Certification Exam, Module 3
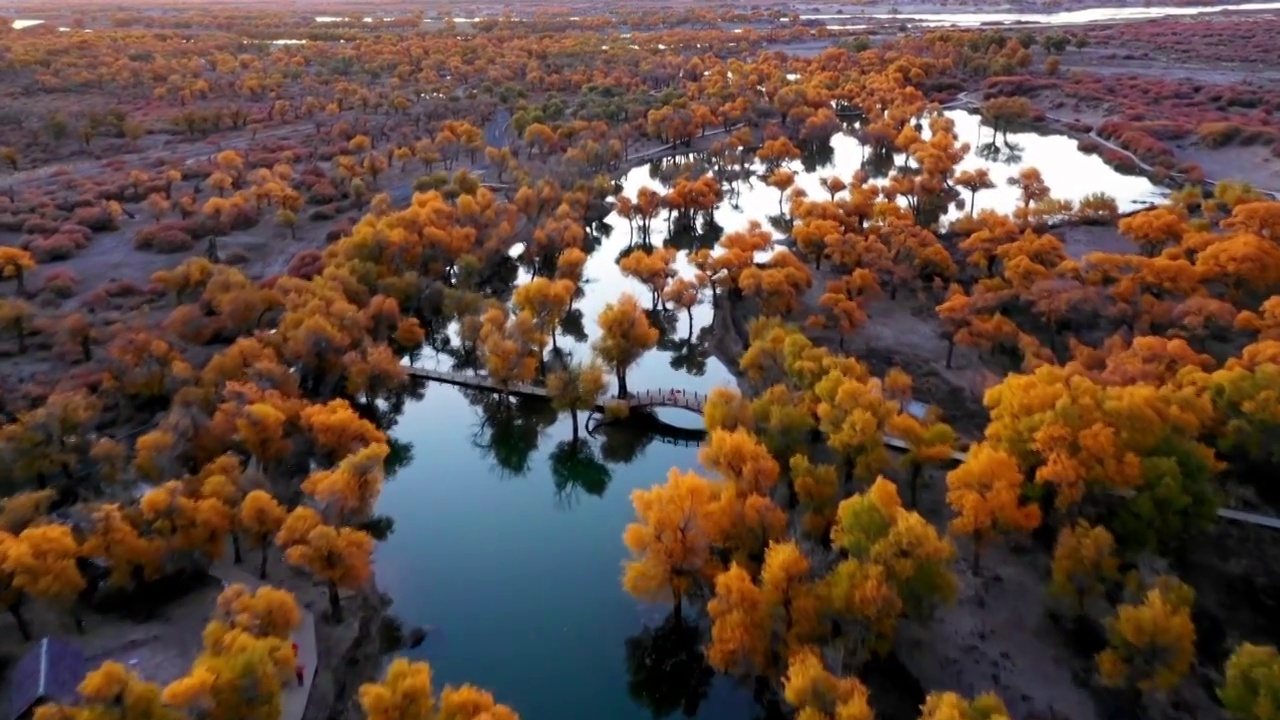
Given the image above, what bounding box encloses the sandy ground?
[797,266,996,438]
[896,466,1101,720]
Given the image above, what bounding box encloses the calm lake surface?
[374,111,1164,719]
[805,1,1280,26]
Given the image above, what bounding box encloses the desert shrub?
[309,204,339,222]
[0,215,24,232]
[222,249,250,266]
[1198,122,1242,148]
[28,233,86,262]
[134,221,198,253]
[307,180,343,205]
[1116,130,1174,165]
[40,268,80,298]
[230,203,261,231]
[99,279,158,300]
[1237,127,1278,146]
[1076,192,1119,224]
[58,196,99,212]
[165,303,223,345]
[1135,121,1192,141]
[57,224,93,244]
[286,249,324,279]
[1100,148,1141,174]
[1175,164,1206,183]
[149,230,196,253]
[324,220,354,244]
[982,74,1058,95]
[70,205,118,231]
[21,218,62,236]
[82,282,154,313]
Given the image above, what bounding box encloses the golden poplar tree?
[945,443,1041,575]
[277,511,373,623]
[593,292,659,398]
[239,490,287,580]
[622,469,722,619]
[1097,584,1196,693]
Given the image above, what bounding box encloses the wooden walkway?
[909,437,1280,532]
[405,365,1280,532]
[403,366,709,415]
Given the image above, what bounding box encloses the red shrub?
[40,268,80,298]
[57,224,93,244]
[286,249,325,279]
[21,218,63,236]
[134,221,198,253]
[70,206,118,231]
[308,204,339,221]
[27,233,87,262]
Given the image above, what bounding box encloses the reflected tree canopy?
[668,325,713,378]
[471,393,557,477]
[976,138,1024,166]
[799,141,835,173]
[559,306,589,344]
[624,612,714,720]
[550,438,612,508]
[665,215,722,254]
[383,436,416,479]
[597,422,655,465]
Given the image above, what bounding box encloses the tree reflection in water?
[668,325,712,378]
[469,392,557,478]
[550,438,612,509]
[597,422,656,465]
[624,612,713,719]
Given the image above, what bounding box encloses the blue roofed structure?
[5,637,87,720]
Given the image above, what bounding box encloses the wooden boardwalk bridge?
[404,365,1280,532]
[403,366,709,415]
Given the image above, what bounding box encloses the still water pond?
[804,1,1280,26]
[374,111,1164,719]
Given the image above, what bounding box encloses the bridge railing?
[631,388,706,412]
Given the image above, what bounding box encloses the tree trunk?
[571,408,579,441]
[231,532,242,564]
[9,603,31,641]
[327,582,343,623]
[616,367,628,398]
[259,541,270,580]
[672,586,682,623]
[909,465,922,507]
[945,339,956,369]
